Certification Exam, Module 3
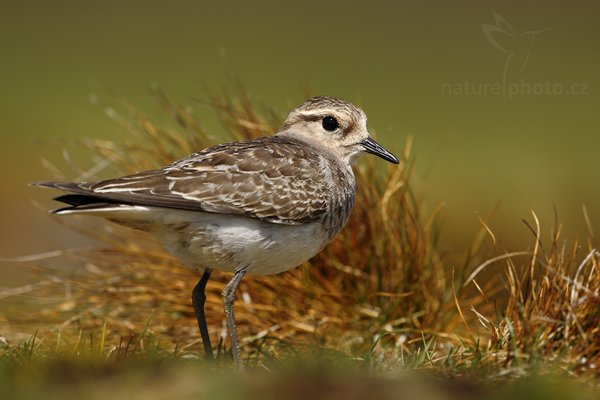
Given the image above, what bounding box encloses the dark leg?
[222,269,247,370]
[192,268,213,360]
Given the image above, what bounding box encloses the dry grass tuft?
[2,87,599,381]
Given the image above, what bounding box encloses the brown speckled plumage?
[36,135,354,237]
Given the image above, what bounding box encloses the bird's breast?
[321,164,356,239]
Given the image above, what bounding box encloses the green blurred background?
[1,0,598,263]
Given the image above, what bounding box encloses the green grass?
[0,331,596,400]
[0,332,597,400]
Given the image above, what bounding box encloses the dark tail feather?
[54,194,121,206]
[52,194,123,214]
[31,182,124,214]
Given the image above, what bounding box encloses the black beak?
[361,137,399,164]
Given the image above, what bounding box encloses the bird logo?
[482,13,555,87]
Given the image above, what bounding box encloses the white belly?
[86,205,330,276]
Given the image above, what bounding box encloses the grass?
[1,86,598,398]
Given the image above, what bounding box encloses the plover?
[33,96,399,369]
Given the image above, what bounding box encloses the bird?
[32,96,399,369]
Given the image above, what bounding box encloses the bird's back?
[34,135,357,238]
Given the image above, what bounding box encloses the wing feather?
[36,137,330,225]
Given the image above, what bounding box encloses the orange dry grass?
[3,88,599,378]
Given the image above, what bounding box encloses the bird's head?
[278,96,399,165]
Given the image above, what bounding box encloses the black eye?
[322,116,339,131]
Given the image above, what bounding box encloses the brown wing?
[38,136,329,225]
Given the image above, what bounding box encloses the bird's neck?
[277,131,353,169]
